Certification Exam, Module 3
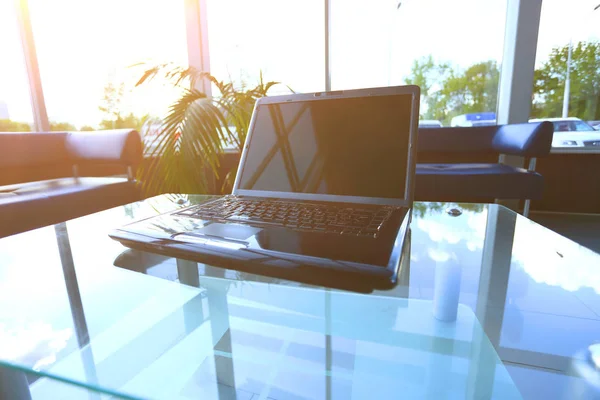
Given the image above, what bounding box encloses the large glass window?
[331,0,507,128]
[28,0,189,131]
[531,0,600,144]
[206,0,325,95]
[0,1,34,131]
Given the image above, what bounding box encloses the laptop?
[110,85,420,292]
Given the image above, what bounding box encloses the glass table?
[0,195,599,399]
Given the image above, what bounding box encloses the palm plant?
[134,63,286,196]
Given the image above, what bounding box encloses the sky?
[0,0,599,127]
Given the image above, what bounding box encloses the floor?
[529,212,600,254]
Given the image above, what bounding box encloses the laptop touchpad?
[195,222,261,240]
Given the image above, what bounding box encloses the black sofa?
[0,129,142,238]
[415,122,554,203]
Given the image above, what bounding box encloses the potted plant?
[134,64,288,196]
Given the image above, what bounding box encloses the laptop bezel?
[231,85,420,207]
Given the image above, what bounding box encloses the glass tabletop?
[0,195,599,399]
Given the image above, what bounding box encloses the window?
[531,0,600,130]
[552,120,597,132]
[331,0,507,128]
[206,0,325,95]
[0,2,34,131]
[28,0,189,131]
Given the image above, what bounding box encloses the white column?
[185,0,212,96]
[562,40,573,118]
[495,0,543,211]
[324,0,332,91]
[496,0,543,125]
[14,0,50,131]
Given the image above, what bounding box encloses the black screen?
[238,94,413,199]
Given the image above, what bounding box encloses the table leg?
[204,278,237,397]
[176,259,200,287]
[54,223,99,391]
[325,289,332,400]
[0,367,31,400]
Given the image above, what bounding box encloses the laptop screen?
[237,94,413,200]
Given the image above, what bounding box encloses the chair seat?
[415,163,544,201]
[0,177,140,238]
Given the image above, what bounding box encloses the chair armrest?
[66,129,143,168]
[492,122,553,157]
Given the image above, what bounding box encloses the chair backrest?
[417,126,497,153]
[0,132,71,186]
[0,132,70,168]
[492,121,553,157]
[417,122,554,160]
[0,129,142,186]
[66,129,143,169]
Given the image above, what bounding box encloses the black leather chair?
[416,122,554,213]
[0,129,142,238]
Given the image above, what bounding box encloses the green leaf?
[136,65,284,196]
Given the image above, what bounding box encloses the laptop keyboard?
[175,197,396,238]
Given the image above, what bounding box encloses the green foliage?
[99,112,147,131]
[98,81,149,132]
[405,56,452,119]
[405,57,499,125]
[532,41,600,120]
[135,64,286,196]
[0,119,31,132]
[406,40,600,124]
[79,125,95,131]
[1,119,76,132]
[50,121,76,131]
[439,61,499,117]
[99,82,125,121]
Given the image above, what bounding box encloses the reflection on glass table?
[0,195,599,399]
[0,270,518,399]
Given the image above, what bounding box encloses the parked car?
[450,112,496,127]
[529,117,600,148]
[418,120,443,128]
